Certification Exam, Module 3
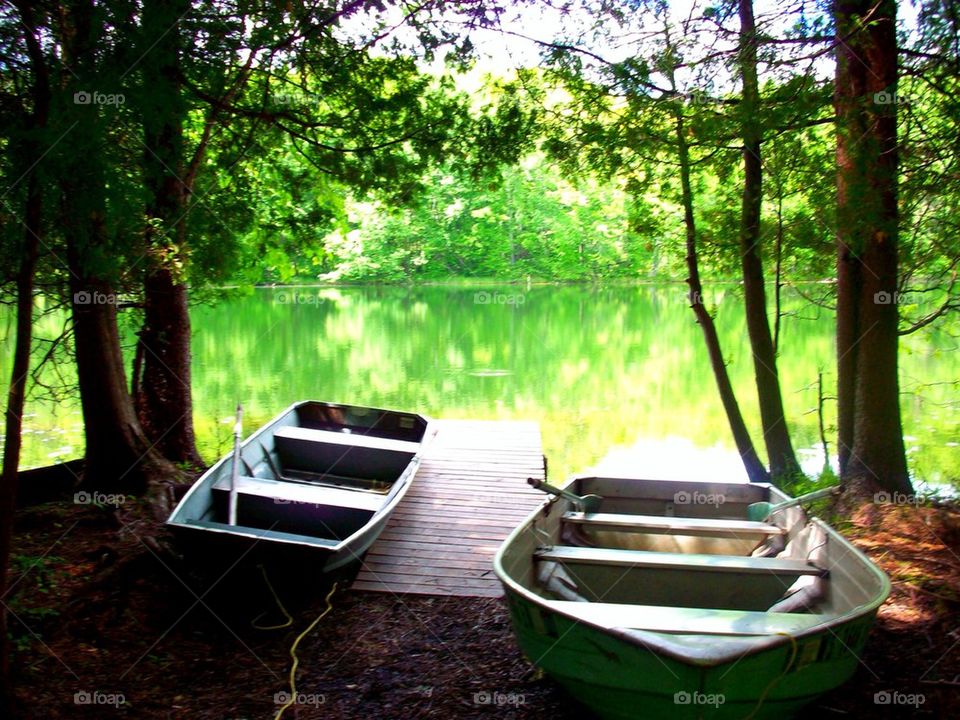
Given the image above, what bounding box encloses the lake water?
[3,285,958,490]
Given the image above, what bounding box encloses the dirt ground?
[5,496,958,719]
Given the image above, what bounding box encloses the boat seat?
[212,474,384,513]
[542,600,827,636]
[181,519,341,547]
[535,546,827,577]
[562,512,784,537]
[273,426,418,482]
[211,475,383,538]
[276,426,421,453]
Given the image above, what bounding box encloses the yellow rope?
[252,565,293,631]
[742,632,799,720]
[274,582,338,720]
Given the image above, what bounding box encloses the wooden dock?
[351,419,546,597]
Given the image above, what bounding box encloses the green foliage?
[5,554,64,651]
[315,156,669,282]
[778,468,837,499]
[9,554,65,593]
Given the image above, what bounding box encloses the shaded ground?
[6,496,958,719]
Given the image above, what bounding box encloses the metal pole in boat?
[228,403,243,526]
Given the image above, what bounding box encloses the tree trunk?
[834,0,911,494]
[773,194,783,354]
[836,230,860,475]
[657,18,768,483]
[1,5,48,705]
[59,0,176,495]
[0,152,41,718]
[69,282,171,492]
[737,0,801,481]
[674,108,769,484]
[135,0,202,467]
[137,264,201,467]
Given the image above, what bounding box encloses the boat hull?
[167,486,411,573]
[494,476,889,720]
[502,586,877,720]
[166,400,431,574]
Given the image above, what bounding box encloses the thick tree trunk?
[848,234,907,489]
[135,0,202,466]
[834,0,911,494]
[737,0,801,481]
[68,270,174,493]
[674,109,769,484]
[137,266,201,466]
[60,0,176,496]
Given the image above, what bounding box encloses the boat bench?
[535,546,827,577]
[542,600,826,636]
[213,474,384,512]
[273,426,418,482]
[562,512,784,537]
[183,519,340,547]
[211,474,384,538]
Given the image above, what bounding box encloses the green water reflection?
[2,285,957,489]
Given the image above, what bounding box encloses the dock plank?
[351,419,545,597]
